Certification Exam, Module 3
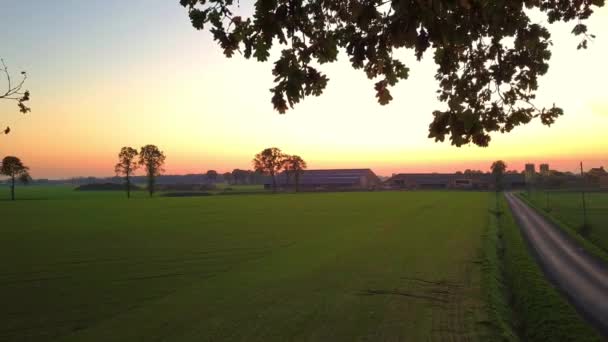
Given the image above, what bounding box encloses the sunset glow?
[1,0,606,178]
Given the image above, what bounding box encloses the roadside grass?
[517,192,608,264]
[480,208,519,341]
[1,191,493,341]
[523,190,608,251]
[499,196,602,341]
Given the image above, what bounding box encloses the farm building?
[386,173,526,190]
[586,167,608,189]
[600,176,608,189]
[265,169,381,190]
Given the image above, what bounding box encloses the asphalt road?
[505,193,608,336]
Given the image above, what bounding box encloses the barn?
[265,169,381,190]
[386,173,526,190]
[599,176,608,190]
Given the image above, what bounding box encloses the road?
[505,193,608,336]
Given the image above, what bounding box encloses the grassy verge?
[480,205,519,341]
[499,196,602,341]
[521,190,608,252]
[516,193,608,264]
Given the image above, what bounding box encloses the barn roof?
[387,173,525,184]
[268,169,380,186]
[589,167,607,175]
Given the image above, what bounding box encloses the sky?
[0,0,607,178]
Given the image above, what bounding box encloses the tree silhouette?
[253,147,285,192]
[1,156,31,201]
[139,145,166,197]
[1,59,31,135]
[283,155,307,192]
[115,147,139,199]
[281,154,293,188]
[206,170,218,183]
[181,0,603,146]
[491,160,507,213]
[222,172,233,184]
[232,169,251,184]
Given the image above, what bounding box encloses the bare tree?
[1,59,31,134]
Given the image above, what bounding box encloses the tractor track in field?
[505,193,608,337]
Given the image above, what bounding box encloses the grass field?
[0,183,266,201]
[0,185,148,201]
[525,190,608,251]
[0,190,494,341]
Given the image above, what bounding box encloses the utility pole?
[580,161,588,228]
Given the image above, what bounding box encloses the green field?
[0,190,495,341]
[0,184,266,201]
[0,185,159,201]
[525,190,608,251]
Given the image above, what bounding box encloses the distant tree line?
[455,169,520,176]
[208,169,277,186]
[226,169,267,185]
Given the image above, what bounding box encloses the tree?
[283,155,307,192]
[206,170,219,183]
[252,169,266,184]
[491,160,507,190]
[1,156,31,201]
[181,1,604,147]
[1,59,31,135]
[253,147,285,192]
[222,172,233,184]
[138,145,166,197]
[231,169,245,184]
[491,160,507,212]
[115,147,139,199]
[231,168,254,184]
[281,154,293,188]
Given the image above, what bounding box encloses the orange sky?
[0,1,606,178]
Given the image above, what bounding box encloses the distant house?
[265,169,381,190]
[540,164,550,176]
[386,173,526,190]
[587,167,608,189]
[587,167,607,178]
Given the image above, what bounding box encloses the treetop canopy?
[181,0,604,146]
